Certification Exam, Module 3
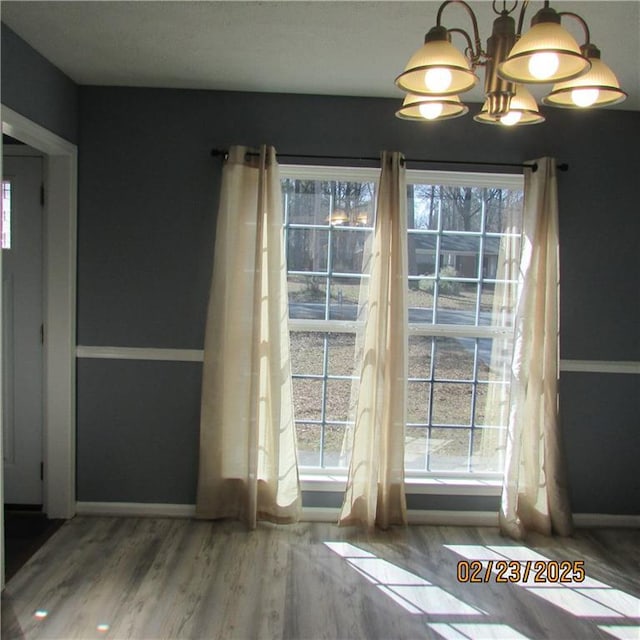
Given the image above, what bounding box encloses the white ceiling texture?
[2,1,639,111]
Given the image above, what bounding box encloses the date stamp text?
[457,560,585,584]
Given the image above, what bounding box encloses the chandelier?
[395,0,627,126]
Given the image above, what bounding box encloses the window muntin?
[282,166,523,477]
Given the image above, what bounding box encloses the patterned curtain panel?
[196,145,301,528]
[339,151,409,529]
[500,157,573,539]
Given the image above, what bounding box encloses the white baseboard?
[407,509,499,526]
[301,507,341,522]
[301,508,500,526]
[75,502,496,526]
[75,503,639,529]
[75,502,343,522]
[76,346,203,362]
[572,513,640,528]
[76,502,196,518]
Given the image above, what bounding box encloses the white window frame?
[281,164,523,493]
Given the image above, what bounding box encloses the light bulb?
[500,111,523,126]
[528,52,560,80]
[571,87,599,107]
[424,68,452,92]
[419,102,444,120]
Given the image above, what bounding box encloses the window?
[282,166,523,478]
[404,172,524,477]
[283,167,377,469]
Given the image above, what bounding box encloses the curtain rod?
[210,149,568,172]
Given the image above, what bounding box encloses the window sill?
[300,473,502,496]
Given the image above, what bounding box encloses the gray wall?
[2,25,638,514]
[76,86,639,513]
[1,23,78,143]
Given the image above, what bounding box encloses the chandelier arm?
[436,0,483,58]
[557,11,591,46]
[515,0,532,37]
[446,28,478,64]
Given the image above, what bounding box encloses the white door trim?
[2,105,77,521]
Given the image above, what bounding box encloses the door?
[2,154,44,505]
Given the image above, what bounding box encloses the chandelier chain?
[492,1,518,17]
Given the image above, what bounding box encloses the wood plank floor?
[2,517,639,640]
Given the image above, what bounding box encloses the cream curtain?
[500,157,573,539]
[479,191,522,471]
[196,145,301,528]
[339,152,408,530]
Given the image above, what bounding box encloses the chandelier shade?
[394,1,625,128]
[543,46,627,108]
[395,26,478,96]
[474,85,545,126]
[396,93,469,121]
[498,9,590,84]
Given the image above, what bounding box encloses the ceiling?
[2,1,639,111]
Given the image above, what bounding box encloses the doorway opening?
[1,106,77,587]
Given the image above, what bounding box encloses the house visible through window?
[282,166,524,479]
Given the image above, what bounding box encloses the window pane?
[329,278,363,321]
[429,428,470,471]
[327,333,357,376]
[408,232,437,275]
[283,178,375,226]
[331,228,372,274]
[432,383,473,425]
[434,338,475,381]
[480,280,517,327]
[435,281,478,325]
[282,179,330,225]
[407,381,430,423]
[475,382,509,427]
[287,228,328,272]
[325,379,353,422]
[297,423,322,467]
[481,237,500,278]
[408,279,435,323]
[440,187,484,232]
[471,427,506,472]
[408,335,432,379]
[323,424,348,468]
[328,181,376,226]
[407,184,439,230]
[292,378,323,421]
[405,426,428,470]
[476,339,511,382]
[288,275,326,319]
[479,281,495,319]
[439,235,480,277]
[485,189,523,233]
[290,332,325,376]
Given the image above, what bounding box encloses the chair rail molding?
[76,346,639,375]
